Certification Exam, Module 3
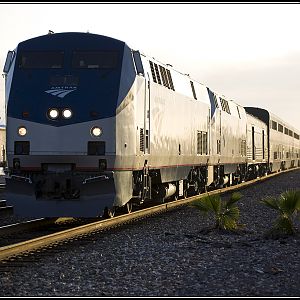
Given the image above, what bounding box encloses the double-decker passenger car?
[245,107,300,172]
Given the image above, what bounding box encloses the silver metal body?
[246,113,268,165]
[3,33,299,217]
[268,111,300,171]
[245,107,300,173]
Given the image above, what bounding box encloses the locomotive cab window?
[19,51,64,69]
[72,51,118,69]
[3,50,15,73]
[132,50,144,76]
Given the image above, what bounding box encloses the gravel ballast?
[0,169,300,297]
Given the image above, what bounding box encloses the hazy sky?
[0,2,299,129]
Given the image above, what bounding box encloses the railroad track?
[0,167,299,263]
[0,216,102,249]
[0,217,91,241]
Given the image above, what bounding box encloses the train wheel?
[183,189,188,199]
[108,207,116,218]
[103,206,116,218]
[194,180,201,195]
[126,201,133,214]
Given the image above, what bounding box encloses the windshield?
[72,51,118,69]
[19,51,64,69]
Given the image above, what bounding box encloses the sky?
[0,2,299,129]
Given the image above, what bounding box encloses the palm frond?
[191,194,218,212]
[208,194,221,214]
[296,190,300,210]
[190,198,211,213]
[262,189,300,237]
[275,216,295,235]
[261,197,280,210]
[219,206,240,230]
[221,215,238,230]
[226,192,243,208]
[296,191,300,210]
[191,192,241,232]
[279,190,300,215]
[223,206,240,220]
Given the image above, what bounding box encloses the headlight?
[18,126,27,136]
[62,108,72,119]
[91,126,102,137]
[48,108,59,119]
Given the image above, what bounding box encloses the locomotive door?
[133,51,150,155]
[252,126,255,160]
[143,73,151,154]
[218,109,222,155]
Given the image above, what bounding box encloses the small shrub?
[191,192,243,231]
[261,189,300,237]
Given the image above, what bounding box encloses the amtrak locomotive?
[3,32,300,217]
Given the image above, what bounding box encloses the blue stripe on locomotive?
[7,32,136,126]
[207,87,216,118]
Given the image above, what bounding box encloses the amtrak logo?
[45,87,77,98]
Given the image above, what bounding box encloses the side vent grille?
[149,61,157,83]
[203,132,207,155]
[154,63,162,85]
[166,69,174,90]
[197,131,202,155]
[140,128,144,152]
[159,65,170,89]
[197,131,208,155]
[241,139,246,156]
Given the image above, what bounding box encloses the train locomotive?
[3,32,300,217]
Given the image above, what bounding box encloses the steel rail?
[0,217,77,237]
[0,167,299,262]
